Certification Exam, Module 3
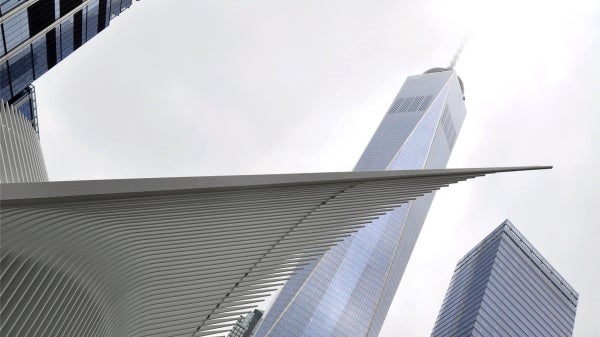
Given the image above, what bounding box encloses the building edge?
[456,219,578,305]
[0,99,48,183]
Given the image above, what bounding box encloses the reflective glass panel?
[3,10,29,52]
[8,47,33,96]
[60,17,74,59]
[86,0,100,40]
[1,62,12,99]
[32,35,48,79]
[0,0,21,15]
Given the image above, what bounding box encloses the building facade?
[227,310,264,337]
[431,220,578,337]
[0,98,48,182]
[255,68,467,337]
[1,0,132,126]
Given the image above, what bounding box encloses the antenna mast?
[449,36,468,69]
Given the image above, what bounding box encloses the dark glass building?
[431,220,578,337]
[0,0,132,129]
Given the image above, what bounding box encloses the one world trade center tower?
[254,67,467,337]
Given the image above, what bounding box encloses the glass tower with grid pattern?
[254,68,467,337]
[227,310,264,337]
[431,220,578,336]
[1,0,132,132]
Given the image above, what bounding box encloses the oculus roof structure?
[0,166,549,337]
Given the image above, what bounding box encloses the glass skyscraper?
[1,0,132,129]
[431,220,578,336]
[227,310,264,337]
[255,68,467,337]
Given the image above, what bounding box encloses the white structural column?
[0,101,48,183]
[0,167,549,337]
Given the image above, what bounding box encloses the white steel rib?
[0,166,550,337]
[0,101,48,183]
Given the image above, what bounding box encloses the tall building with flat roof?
[255,68,468,337]
[1,0,132,126]
[431,220,578,337]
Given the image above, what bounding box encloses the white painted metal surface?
[0,167,548,337]
[0,100,48,183]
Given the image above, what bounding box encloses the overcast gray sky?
[34,0,599,335]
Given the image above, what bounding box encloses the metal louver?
[0,166,550,337]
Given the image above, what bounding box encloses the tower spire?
[449,36,468,69]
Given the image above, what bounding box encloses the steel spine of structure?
[0,101,48,183]
[0,167,549,337]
